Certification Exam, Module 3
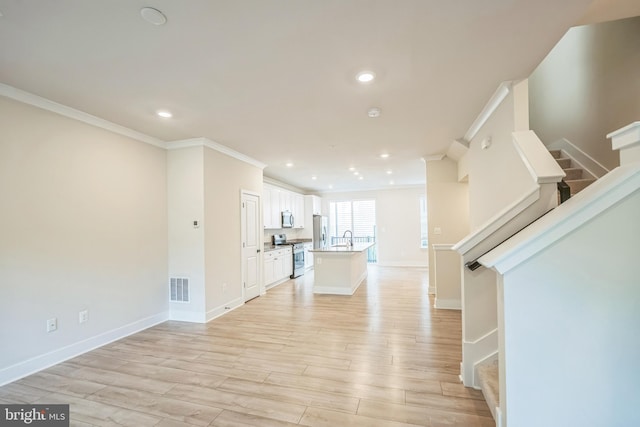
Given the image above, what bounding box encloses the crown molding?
[167,137,266,170]
[0,83,167,148]
[423,154,445,162]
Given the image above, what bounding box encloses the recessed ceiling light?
[348,167,356,172]
[156,110,172,118]
[358,176,364,180]
[356,71,375,83]
[380,153,389,159]
[386,170,393,175]
[311,176,317,180]
[286,162,293,167]
[353,171,360,176]
[367,107,381,118]
[389,180,395,185]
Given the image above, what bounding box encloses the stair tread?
[565,178,596,183]
[477,360,499,420]
[549,149,562,159]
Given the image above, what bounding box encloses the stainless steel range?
[272,234,305,279]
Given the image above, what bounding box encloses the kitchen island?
[309,242,375,295]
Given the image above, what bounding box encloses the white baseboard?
[314,270,366,296]
[206,296,244,322]
[434,298,462,310]
[0,311,169,387]
[496,406,503,427]
[265,277,289,291]
[170,296,245,323]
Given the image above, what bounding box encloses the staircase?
[549,149,596,197]
[473,149,598,426]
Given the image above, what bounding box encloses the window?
[420,196,428,249]
[329,200,377,262]
[329,200,376,238]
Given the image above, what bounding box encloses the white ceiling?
[0,1,636,193]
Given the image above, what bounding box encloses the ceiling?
[0,1,636,193]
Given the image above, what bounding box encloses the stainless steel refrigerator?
[312,215,328,249]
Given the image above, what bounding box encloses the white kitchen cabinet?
[307,195,322,216]
[273,253,284,279]
[262,187,272,228]
[293,194,305,228]
[313,196,322,216]
[264,254,275,284]
[263,184,283,229]
[264,246,293,288]
[304,243,314,270]
[264,182,307,229]
[270,187,282,228]
[284,249,293,276]
[279,190,292,214]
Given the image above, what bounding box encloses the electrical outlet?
[79,310,88,324]
[46,318,57,333]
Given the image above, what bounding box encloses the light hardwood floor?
[0,266,494,426]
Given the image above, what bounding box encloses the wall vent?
[170,277,190,302]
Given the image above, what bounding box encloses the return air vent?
[170,277,189,302]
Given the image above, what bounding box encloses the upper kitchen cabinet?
[263,188,272,228]
[293,194,305,229]
[279,190,292,214]
[306,195,322,216]
[263,183,306,229]
[263,184,282,229]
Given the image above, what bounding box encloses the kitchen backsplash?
[263,227,311,243]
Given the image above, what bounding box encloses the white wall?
[320,187,427,267]
[467,81,532,229]
[204,147,263,317]
[168,145,264,321]
[502,189,640,427]
[455,81,531,386]
[529,16,640,170]
[426,157,469,292]
[167,147,206,321]
[0,96,168,384]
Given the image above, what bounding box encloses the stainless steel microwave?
[281,211,294,228]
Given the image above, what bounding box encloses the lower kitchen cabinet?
[304,243,314,270]
[264,247,292,288]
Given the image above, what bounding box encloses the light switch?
[433,227,442,235]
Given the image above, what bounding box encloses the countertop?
[309,242,375,253]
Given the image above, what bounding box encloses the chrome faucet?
[342,230,353,247]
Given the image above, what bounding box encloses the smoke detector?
[367,107,381,118]
[141,7,167,26]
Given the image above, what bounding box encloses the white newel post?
[608,121,640,165]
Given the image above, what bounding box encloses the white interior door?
[241,191,261,301]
